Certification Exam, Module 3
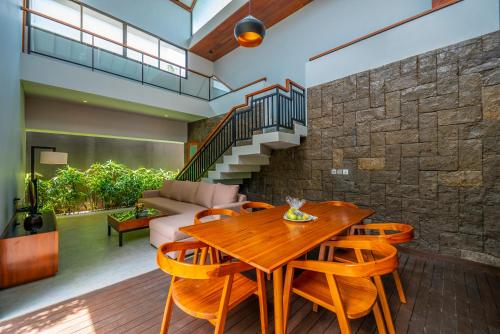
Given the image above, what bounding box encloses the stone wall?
[243,31,500,266]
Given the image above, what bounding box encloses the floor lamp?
[29,146,68,214]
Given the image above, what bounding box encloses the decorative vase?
[23,214,43,233]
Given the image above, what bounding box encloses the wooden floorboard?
[0,251,498,334]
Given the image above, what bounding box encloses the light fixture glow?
[234,2,265,48]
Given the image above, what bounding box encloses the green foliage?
[26,161,178,214]
[110,208,160,222]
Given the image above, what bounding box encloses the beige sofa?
[139,180,247,248]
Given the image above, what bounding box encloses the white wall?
[0,0,24,231]
[208,80,266,116]
[25,96,188,143]
[307,0,500,87]
[214,0,431,87]
[21,53,214,119]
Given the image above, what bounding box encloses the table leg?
[107,224,111,236]
[273,267,284,334]
[256,270,268,334]
[119,232,123,247]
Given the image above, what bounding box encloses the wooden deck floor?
[0,249,498,334]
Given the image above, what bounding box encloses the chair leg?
[312,244,327,312]
[160,282,175,334]
[326,274,352,334]
[372,301,387,334]
[256,270,269,334]
[392,270,407,304]
[373,276,396,334]
[283,266,294,334]
[214,275,233,334]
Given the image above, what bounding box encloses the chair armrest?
[213,201,250,212]
[142,190,160,198]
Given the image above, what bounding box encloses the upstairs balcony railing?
[22,7,237,101]
[177,80,306,182]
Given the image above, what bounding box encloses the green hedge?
[26,161,178,214]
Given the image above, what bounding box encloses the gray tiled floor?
[0,210,157,320]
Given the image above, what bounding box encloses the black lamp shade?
[234,15,266,48]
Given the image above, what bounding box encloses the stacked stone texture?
[242,31,500,266]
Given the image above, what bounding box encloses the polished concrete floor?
[0,210,157,320]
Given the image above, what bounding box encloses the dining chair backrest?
[348,223,414,245]
[322,200,359,208]
[157,240,252,279]
[292,239,398,278]
[194,208,239,225]
[240,201,275,214]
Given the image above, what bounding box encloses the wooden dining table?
[180,202,374,334]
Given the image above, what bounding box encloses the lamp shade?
[234,15,266,48]
[40,151,68,165]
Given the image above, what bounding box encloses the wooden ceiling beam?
[189,0,312,61]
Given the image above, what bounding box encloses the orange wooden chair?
[283,239,398,334]
[340,223,414,304]
[157,240,268,334]
[240,201,275,214]
[320,223,413,334]
[317,201,359,261]
[194,208,239,263]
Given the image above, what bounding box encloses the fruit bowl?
[283,196,317,222]
[282,213,316,222]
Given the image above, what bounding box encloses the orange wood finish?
[0,229,58,288]
[323,201,359,208]
[283,239,398,334]
[190,0,313,61]
[157,240,267,333]
[181,203,374,274]
[349,223,415,245]
[178,79,304,177]
[107,213,168,233]
[194,208,239,263]
[194,208,239,225]
[180,203,373,334]
[341,223,415,305]
[309,0,462,61]
[432,0,457,7]
[240,201,275,214]
[170,0,197,12]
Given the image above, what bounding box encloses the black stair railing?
[177,80,306,182]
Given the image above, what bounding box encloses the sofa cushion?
[138,197,206,215]
[169,181,185,202]
[159,180,174,198]
[194,182,216,208]
[149,214,193,247]
[178,181,199,204]
[212,183,239,206]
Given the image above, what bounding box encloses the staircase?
[176,80,306,184]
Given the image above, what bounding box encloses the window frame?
[28,0,189,79]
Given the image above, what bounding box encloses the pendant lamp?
[234,1,265,47]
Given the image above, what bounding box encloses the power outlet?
[331,169,349,175]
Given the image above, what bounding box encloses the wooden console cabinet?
[0,212,58,288]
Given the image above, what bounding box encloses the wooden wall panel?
[190,0,312,61]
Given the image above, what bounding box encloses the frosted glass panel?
[30,0,80,40]
[126,26,159,67]
[82,7,123,55]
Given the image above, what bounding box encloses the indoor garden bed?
[26,160,177,215]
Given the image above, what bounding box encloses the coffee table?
[107,209,167,246]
